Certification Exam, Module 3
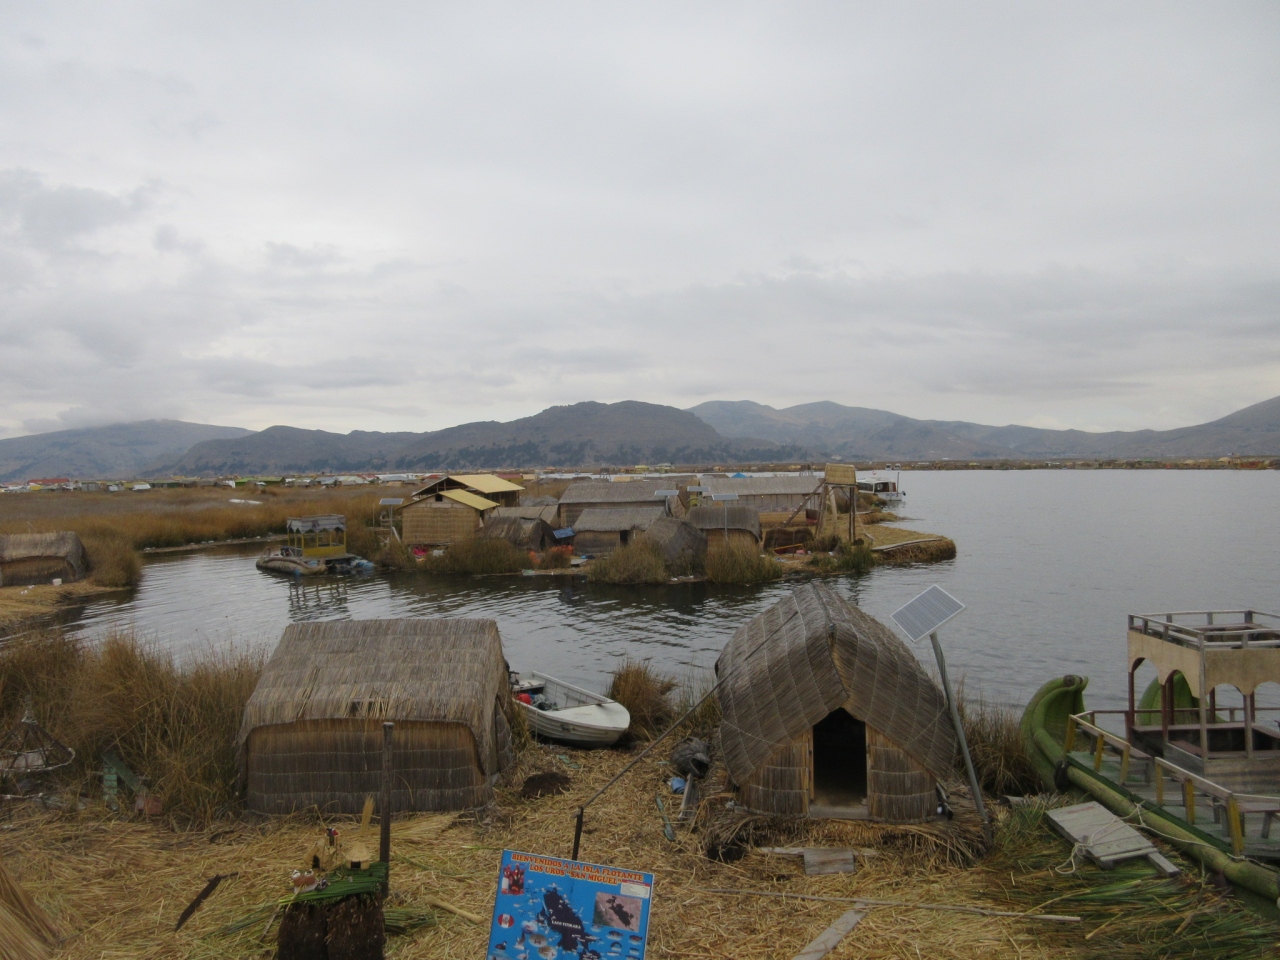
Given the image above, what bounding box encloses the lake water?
[56,470,1280,714]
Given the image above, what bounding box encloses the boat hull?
[516,701,629,747]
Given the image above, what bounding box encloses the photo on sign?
[593,892,643,932]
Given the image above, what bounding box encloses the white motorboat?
[856,472,905,504]
[511,672,631,747]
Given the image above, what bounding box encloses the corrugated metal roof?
[440,489,499,511]
[450,474,525,494]
[559,479,689,505]
[701,476,823,497]
[573,506,665,532]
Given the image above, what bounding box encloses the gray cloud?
[0,3,1277,439]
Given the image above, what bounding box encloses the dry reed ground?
[0,581,120,630]
[3,742,1268,960]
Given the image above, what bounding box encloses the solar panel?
[891,585,965,643]
[379,498,404,506]
[653,489,680,497]
[687,486,707,493]
[710,493,739,501]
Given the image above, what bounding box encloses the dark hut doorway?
[812,708,867,809]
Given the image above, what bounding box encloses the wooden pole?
[381,721,394,895]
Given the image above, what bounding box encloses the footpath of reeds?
[3,652,1275,959]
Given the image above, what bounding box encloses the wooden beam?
[791,909,865,960]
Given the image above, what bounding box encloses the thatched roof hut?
[237,619,515,814]
[572,506,665,557]
[411,474,524,508]
[686,504,762,546]
[700,476,823,514]
[557,479,688,528]
[399,489,499,545]
[0,532,87,587]
[642,517,706,569]
[716,583,955,822]
[480,505,559,551]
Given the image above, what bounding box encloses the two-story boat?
[1025,608,1280,902]
[256,515,374,575]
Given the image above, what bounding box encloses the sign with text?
[487,850,653,960]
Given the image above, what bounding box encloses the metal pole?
[380,721,394,895]
[929,632,990,840]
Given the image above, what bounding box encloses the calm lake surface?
[58,470,1280,713]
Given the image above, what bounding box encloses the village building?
[716,583,956,822]
[0,532,88,587]
[237,618,515,814]
[480,504,560,552]
[699,475,824,515]
[411,474,524,508]
[557,478,689,528]
[399,488,498,545]
[686,504,762,547]
[571,506,666,556]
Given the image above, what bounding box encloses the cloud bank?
[1,2,1278,437]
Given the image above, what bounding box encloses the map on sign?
[487,850,653,960]
[891,584,965,643]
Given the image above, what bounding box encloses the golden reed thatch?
[715,582,956,822]
[0,532,87,587]
[237,618,515,814]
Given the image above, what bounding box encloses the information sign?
[487,850,653,960]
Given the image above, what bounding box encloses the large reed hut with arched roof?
[237,618,515,814]
[716,583,955,822]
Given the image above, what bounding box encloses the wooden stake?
[792,908,865,960]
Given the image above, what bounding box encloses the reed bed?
[703,539,783,584]
[2,741,1267,959]
[806,540,876,575]
[419,539,532,576]
[955,686,1041,797]
[606,659,678,739]
[586,539,669,584]
[0,629,263,823]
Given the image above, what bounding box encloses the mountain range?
[0,395,1276,481]
[688,394,1280,461]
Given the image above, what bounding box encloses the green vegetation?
[806,539,875,575]
[0,629,263,822]
[704,539,783,584]
[586,538,668,584]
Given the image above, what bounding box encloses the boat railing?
[1128,611,1280,650]
[1069,710,1280,856]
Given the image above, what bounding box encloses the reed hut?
[399,489,498,545]
[716,583,955,822]
[572,506,665,556]
[641,517,706,570]
[557,479,689,528]
[237,619,515,814]
[700,476,823,515]
[480,505,559,551]
[686,504,762,547]
[0,532,87,587]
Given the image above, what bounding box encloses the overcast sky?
[1,3,1278,439]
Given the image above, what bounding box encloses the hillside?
[689,395,1280,460]
[0,420,252,482]
[150,426,422,476]
[156,402,802,475]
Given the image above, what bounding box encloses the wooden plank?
[1146,852,1181,877]
[791,908,866,960]
[803,849,859,876]
[1046,801,1176,873]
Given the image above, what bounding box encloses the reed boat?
[511,672,630,747]
[255,514,374,576]
[1023,608,1280,903]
